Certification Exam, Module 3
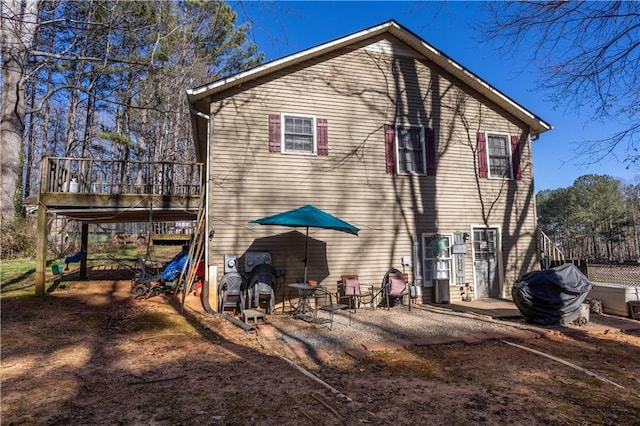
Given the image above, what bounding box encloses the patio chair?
[380,268,411,311]
[338,274,375,312]
[218,272,247,317]
[313,286,350,330]
[247,264,277,314]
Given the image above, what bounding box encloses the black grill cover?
[512,263,593,326]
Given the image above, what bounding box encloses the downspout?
[530,131,543,269]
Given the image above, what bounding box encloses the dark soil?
[2,279,639,425]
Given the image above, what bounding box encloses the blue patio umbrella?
[249,205,359,283]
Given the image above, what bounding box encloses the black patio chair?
[247,264,277,314]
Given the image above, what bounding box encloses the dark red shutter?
[317,118,328,156]
[426,127,436,176]
[511,134,522,180]
[268,114,281,152]
[477,131,488,178]
[384,124,396,174]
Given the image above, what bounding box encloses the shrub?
[0,218,37,259]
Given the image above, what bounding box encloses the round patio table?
[288,283,320,317]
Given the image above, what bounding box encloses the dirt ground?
[2,277,640,425]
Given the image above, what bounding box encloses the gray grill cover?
[512,263,593,326]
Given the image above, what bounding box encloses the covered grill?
[512,263,593,326]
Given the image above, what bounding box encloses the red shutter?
[477,131,488,178]
[425,127,436,176]
[317,118,328,156]
[384,124,396,174]
[511,134,522,180]
[268,114,281,152]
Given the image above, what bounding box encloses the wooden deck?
[34,156,205,295]
[38,156,203,222]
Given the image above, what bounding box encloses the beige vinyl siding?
[206,36,538,301]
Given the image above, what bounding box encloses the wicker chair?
[380,268,411,311]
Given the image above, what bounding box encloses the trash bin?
[433,279,450,304]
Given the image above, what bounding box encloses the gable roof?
[187,20,552,159]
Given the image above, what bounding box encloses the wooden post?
[80,222,88,279]
[35,204,47,296]
[207,265,219,313]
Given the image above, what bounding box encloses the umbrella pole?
[303,227,309,284]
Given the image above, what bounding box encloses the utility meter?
[224,254,239,273]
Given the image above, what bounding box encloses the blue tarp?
[65,250,86,264]
[161,250,190,282]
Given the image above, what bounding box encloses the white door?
[473,228,499,298]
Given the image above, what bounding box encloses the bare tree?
[1,0,38,220]
[3,0,263,219]
[479,1,640,168]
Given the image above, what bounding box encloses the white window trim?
[484,131,513,180]
[281,113,317,156]
[421,233,454,287]
[396,124,427,175]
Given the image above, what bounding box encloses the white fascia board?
[388,25,552,135]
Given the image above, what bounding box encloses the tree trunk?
[64,82,79,156]
[23,76,37,199]
[0,0,38,220]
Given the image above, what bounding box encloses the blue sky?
[233,1,639,192]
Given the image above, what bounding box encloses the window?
[422,235,452,284]
[283,114,315,154]
[269,114,328,155]
[487,133,512,178]
[477,131,522,180]
[396,126,425,174]
[385,124,436,175]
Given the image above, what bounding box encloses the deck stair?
[538,230,565,269]
[178,190,207,311]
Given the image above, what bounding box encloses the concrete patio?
[430,298,523,319]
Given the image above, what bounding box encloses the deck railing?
[42,157,203,196]
[538,230,565,269]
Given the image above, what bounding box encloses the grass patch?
[1,245,183,298]
[131,312,185,331]
[1,257,37,296]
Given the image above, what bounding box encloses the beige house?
[187,20,552,306]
